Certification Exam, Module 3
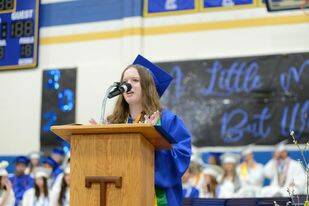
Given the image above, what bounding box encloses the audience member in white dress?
[0,161,15,206]
[22,167,50,206]
[218,153,242,198]
[26,152,41,177]
[199,164,223,198]
[50,167,70,206]
[263,141,283,181]
[236,146,264,197]
[260,143,306,197]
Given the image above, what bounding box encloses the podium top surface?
[50,123,171,149]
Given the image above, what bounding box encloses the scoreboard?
[265,0,309,11]
[0,0,39,70]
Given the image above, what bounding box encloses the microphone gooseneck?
[100,82,132,124]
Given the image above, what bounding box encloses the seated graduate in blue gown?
[9,156,34,206]
[51,148,65,166]
[107,55,192,206]
[42,157,63,189]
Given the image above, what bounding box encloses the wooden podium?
[51,124,171,206]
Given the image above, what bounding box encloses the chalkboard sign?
[158,53,308,147]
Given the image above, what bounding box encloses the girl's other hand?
[3,177,12,191]
[144,110,160,125]
[89,118,98,125]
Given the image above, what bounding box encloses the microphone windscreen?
[125,83,132,92]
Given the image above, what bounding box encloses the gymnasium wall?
[0,0,308,156]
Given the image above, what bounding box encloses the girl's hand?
[3,178,12,191]
[144,111,160,125]
[89,118,109,124]
[89,118,98,125]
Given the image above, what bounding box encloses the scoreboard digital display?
[0,0,39,70]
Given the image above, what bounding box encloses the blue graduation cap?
[133,54,173,97]
[14,156,30,165]
[52,148,65,156]
[42,157,59,169]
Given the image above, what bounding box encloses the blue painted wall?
[40,0,143,27]
[0,156,18,174]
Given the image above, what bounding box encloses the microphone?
[100,82,132,123]
[107,82,132,99]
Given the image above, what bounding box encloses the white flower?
[290,130,295,136]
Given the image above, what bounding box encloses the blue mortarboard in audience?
[52,148,65,156]
[14,156,30,165]
[42,157,59,169]
[133,54,173,97]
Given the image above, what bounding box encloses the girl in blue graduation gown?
[107,55,191,206]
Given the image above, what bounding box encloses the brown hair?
[34,177,48,199]
[0,176,6,190]
[222,166,241,192]
[206,175,218,197]
[58,174,69,206]
[107,64,161,123]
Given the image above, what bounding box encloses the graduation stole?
[127,113,162,125]
[277,158,290,186]
[240,162,257,178]
[126,113,142,123]
[153,118,167,206]
[240,163,248,177]
[154,187,168,206]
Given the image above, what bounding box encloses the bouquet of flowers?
[287,131,308,206]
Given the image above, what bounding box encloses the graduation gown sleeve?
[155,109,191,206]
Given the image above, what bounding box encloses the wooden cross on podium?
[85,176,122,206]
